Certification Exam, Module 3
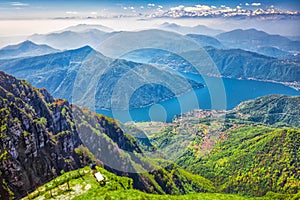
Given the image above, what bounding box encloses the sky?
[0,0,299,19]
[0,0,299,41]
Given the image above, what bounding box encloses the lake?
[97,74,300,123]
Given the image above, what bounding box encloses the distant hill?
[121,46,300,83]
[0,46,203,110]
[186,34,224,49]
[287,35,300,41]
[0,40,58,59]
[228,95,300,127]
[216,28,300,52]
[159,22,223,36]
[255,46,300,61]
[256,46,291,58]
[62,23,113,32]
[96,29,202,58]
[29,29,114,50]
[203,47,300,82]
[121,48,202,74]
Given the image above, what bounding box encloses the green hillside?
[184,126,300,196]
[228,95,300,127]
[1,70,299,200]
[134,96,300,198]
[23,166,262,200]
[0,71,214,199]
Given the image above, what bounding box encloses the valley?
[1,70,299,199]
[1,4,300,199]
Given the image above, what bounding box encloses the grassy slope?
[23,166,260,200]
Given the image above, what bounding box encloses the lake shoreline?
[96,75,300,123]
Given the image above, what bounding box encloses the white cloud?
[195,5,211,10]
[237,6,242,9]
[183,5,212,12]
[170,5,185,11]
[245,3,249,6]
[140,6,144,9]
[10,2,28,7]
[211,6,217,9]
[90,12,97,15]
[130,6,134,10]
[252,3,261,6]
[65,11,78,14]
[148,3,155,7]
[123,7,127,10]
[158,5,163,9]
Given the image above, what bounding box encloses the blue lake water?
[97,74,300,123]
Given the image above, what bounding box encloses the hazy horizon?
[1,0,299,47]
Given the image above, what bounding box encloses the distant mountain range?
[96,29,202,58]
[121,46,300,83]
[185,28,300,60]
[216,28,300,53]
[186,33,298,60]
[61,23,114,33]
[0,46,203,110]
[0,40,58,60]
[186,34,224,49]
[27,26,300,60]
[29,29,114,50]
[159,22,224,36]
[204,47,300,82]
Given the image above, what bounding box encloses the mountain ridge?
[159,22,223,36]
[0,46,204,110]
[216,28,300,52]
[0,40,59,60]
[0,71,213,200]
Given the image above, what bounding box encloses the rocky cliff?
[0,70,143,199]
[0,71,215,199]
[0,71,89,199]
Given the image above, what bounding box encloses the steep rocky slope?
[0,71,213,199]
[0,71,89,198]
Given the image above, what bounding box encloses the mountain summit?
[0,40,58,59]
